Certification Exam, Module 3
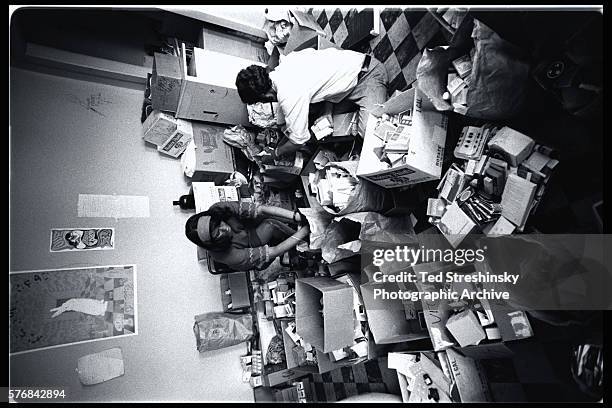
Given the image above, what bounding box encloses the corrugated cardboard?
[198,26,268,63]
[142,110,178,146]
[175,44,265,125]
[360,281,430,344]
[356,88,447,188]
[190,122,236,183]
[157,119,193,158]
[295,277,354,353]
[444,348,492,402]
[151,52,182,113]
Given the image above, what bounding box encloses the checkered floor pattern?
[308,8,450,94]
[306,357,400,402]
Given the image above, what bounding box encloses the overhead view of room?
[9,5,604,404]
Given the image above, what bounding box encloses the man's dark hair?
[235,65,272,104]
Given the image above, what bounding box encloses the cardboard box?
[190,122,236,183]
[445,309,487,347]
[175,43,266,125]
[443,348,492,402]
[360,281,430,344]
[487,127,535,167]
[356,88,447,188]
[151,52,182,113]
[198,26,268,63]
[142,110,178,146]
[157,119,193,158]
[295,277,354,353]
[281,10,327,55]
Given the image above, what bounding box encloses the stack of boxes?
[428,125,558,246]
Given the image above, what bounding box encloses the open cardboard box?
[175,43,265,125]
[295,277,355,353]
[190,122,236,183]
[151,52,182,113]
[356,87,447,188]
[360,280,430,345]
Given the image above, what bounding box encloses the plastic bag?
[266,335,286,365]
[298,207,334,250]
[223,125,262,162]
[193,312,253,352]
[181,139,196,178]
[416,17,530,120]
[247,102,279,128]
[320,212,418,263]
[263,18,292,46]
[317,161,394,217]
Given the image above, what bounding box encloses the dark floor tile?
[341,366,353,383]
[314,381,326,401]
[365,359,383,382]
[328,8,344,34]
[404,9,427,29]
[389,72,408,94]
[356,382,371,394]
[317,10,328,30]
[334,383,347,401]
[372,35,394,64]
[321,371,332,382]
[381,8,404,31]
[395,32,420,68]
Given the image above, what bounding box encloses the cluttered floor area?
[144,6,603,403]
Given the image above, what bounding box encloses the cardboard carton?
[198,26,268,63]
[295,277,354,353]
[190,122,236,183]
[443,348,492,402]
[151,52,182,113]
[175,43,266,125]
[356,88,447,188]
[157,119,193,158]
[142,110,178,146]
[360,281,430,344]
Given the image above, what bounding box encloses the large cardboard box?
[198,26,268,63]
[360,281,430,344]
[175,43,266,125]
[356,88,447,188]
[190,122,236,183]
[151,52,182,113]
[295,277,354,353]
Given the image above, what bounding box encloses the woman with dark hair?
[185,201,309,271]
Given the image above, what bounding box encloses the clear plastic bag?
[193,312,253,352]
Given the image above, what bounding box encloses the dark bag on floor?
[416,16,530,120]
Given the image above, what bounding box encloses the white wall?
[9,67,254,402]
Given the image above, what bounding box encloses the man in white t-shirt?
[235,47,389,158]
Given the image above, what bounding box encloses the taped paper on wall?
[50,228,115,252]
[78,194,150,218]
[76,348,125,385]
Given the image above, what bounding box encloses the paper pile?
[445,52,475,115]
[308,161,358,212]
